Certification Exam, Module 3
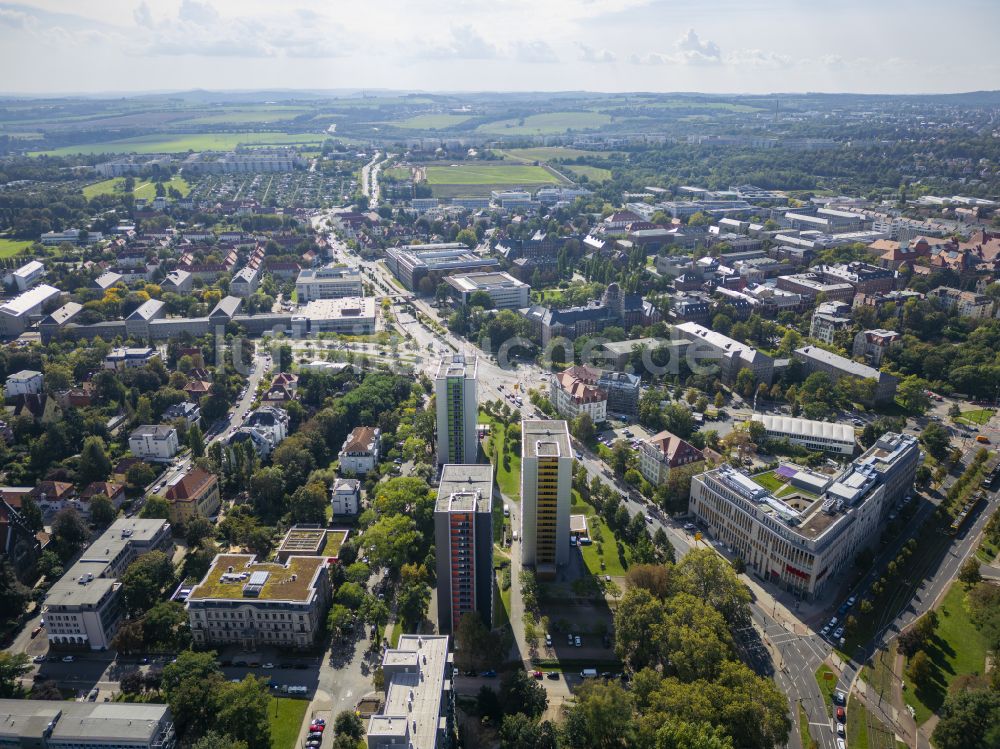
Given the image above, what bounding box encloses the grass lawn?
[388,621,402,647]
[384,166,412,180]
[500,146,613,162]
[322,529,348,557]
[903,581,990,724]
[84,176,191,199]
[752,470,787,493]
[564,164,612,182]
[390,114,473,129]
[815,664,837,707]
[798,703,818,749]
[268,697,309,749]
[495,576,511,630]
[477,112,612,135]
[423,164,562,186]
[35,131,329,156]
[956,408,994,426]
[179,107,312,125]
[846,694,872,749]
[134,176,190,199]
[573,491,633,577]
[0,237,33,258]
[480,409,521,500]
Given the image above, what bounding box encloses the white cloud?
[577,43,616,63]
[419,25,500,60]
[0,6,32,27]
[512,40,558,64]
[725,48,792,69]
[673,28,722,65]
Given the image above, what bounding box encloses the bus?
[949,492,986,535]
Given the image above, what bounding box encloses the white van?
[503,504,510,518]
[287,686,308,696]
[580,669,598,679]
[512,531,518,542]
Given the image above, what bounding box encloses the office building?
[0,284,61,338]
[674,321,774,385]
[164,467,220,524]
[384,244,498,292]
[44,518,172,649]
[689,432,919,599]
[294,265,363,302]
[125,300,166,339]
[818,262,896,295]
[597,370,641,418]
[128,425,179,463]
[520,420,572,579]
[435,355,478,466]
[638,431,704,487]
[7,260,45,291]
[550,365,607,424]
[230,265,261,297]
[444,272,530,310]
[852,329,901,367]
[297,297,376,335]
[810,301,853,345]
[338,426,382,476]
[104,347,159,370]
[750,414,856,456]
[4,370,43,399]
[519,283,643,346]
[0,699,175,749]
[366,634,454,749]
[776,273,855,303]
[39,229,103,246]
[794,346,897,405]
[186,553,330,650]
[434,464,493,633]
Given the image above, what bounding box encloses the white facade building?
[444,272,530,309]
[128,425,180,462]
[549,365,607,424]
[294,265,363,302]
[338,426,381,475]
[4,369,43,398]
[750,414,856,456]
[331,478,361,516]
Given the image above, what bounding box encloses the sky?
[1,0,998,95]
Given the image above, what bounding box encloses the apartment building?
[105,347,159,370]
[689,432,919,599]
[7,259,45,291]
[186,554,330,651]
[598,370,641,417]
[434,355,478,466]
[520,420,572,579]
[809,301,853,345]
[128,425,180,463]
[331,478,361,517]
[638,430,704,487]
[366,635,454,749]
[852,329,901,367]
[674,321,774,385]
[0,284,61,338]
[794,346,898,405]
[338,426,382,476]
[818,262,896,295]
[750,414,856,456]
[433,464,493,633]
[294,265,364,302]
[550,365,607,424]
[164,467,220,524]
[0,700,175,749]
[4,370,43,399]
[44,518,172,649]
[928,286,994,319]
[444,271,530,310]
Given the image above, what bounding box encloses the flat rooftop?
[0,700,170,743]
[373,634,450,749]
[522,419,571,459]
[435,353,477,380]
[437,464,493,513]
[446,271,527,291]
[277,527,326,554]
[188,554,324,603]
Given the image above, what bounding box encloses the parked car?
[846,596,856,607]
[481,670,497,678]
[836,707,846,722]
[531,670,543,679]
[574,636,582,648]
[545,634,552,647]
[547,671,560,680]
[834,690,846,705]
[61,656,75,663]
[833,627,845,640]
[567,633,574,645]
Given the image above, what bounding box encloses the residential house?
[5,370,43,399]
[164,468,220,523]
[338,427,382,476]
[331,478,361,517]
[550,365,607,424]
[162,401,201,426]
[638,431,704,487]
[128,425,180,463]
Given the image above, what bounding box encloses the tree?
[564,680,636,749]
[499,668,548,720]
[51,507,90,557]
[571,412,595,443]
[615,587,667,670]
[654,721,733,749]
[363,514,420,572]
[186,516,214,547]
[162,651,226,740]
[188,424,205,458]
[289,481,328,524]
[192,732,249,749]
[0,652,30,697]
[216,677,272,749]
[454,612,504,672]
[140,495,171,519]
[334,710,364,742]
[734,368,755,398]
[907,650,933,690]
[931,688,1000,749]
[674,549,750,625]
[143,601,191,651]
[959,557,983,587]
[499,715,559,749]
[897,375,932,414]
[249,467,286,519]
[79,436,112,484]
[920,421,951,460]
[89,495,117,527]
[456,228,478,249]
[121,551,176,616]
[327,604,354,637]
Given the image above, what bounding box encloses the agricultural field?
[34,131,330,156]
[384,166,413,180]
[423,164,562,185]
[389,114,473,129]
[476,111,613,135]
[0,237,33,258]
[564,164,612,182]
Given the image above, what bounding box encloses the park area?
[267,697,309,749]
[423,163,566,197]
[0,236,33,258]
[82,176,190,200]
[955,408,994,426]
[476,111,612,135]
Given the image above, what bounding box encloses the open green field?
[83,176,190,200]
[576,494,632,577]
[501,147,613,162]
[480,409,521,499]
[564,164,612,182]
[477,112,613,135]
[390,114,473,129]
[268,697,309,749]
[384,166,412,180]
[903,582,990,724]
[34,131,329,156]
[179,107,313,125]
[0,237,33,258]
[424,164,561,186]
[956,408,994,425]
[641,101,765,112]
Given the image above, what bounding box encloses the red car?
[309,725,325,733]
[531,670,543,680]
[836,707,846,722]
